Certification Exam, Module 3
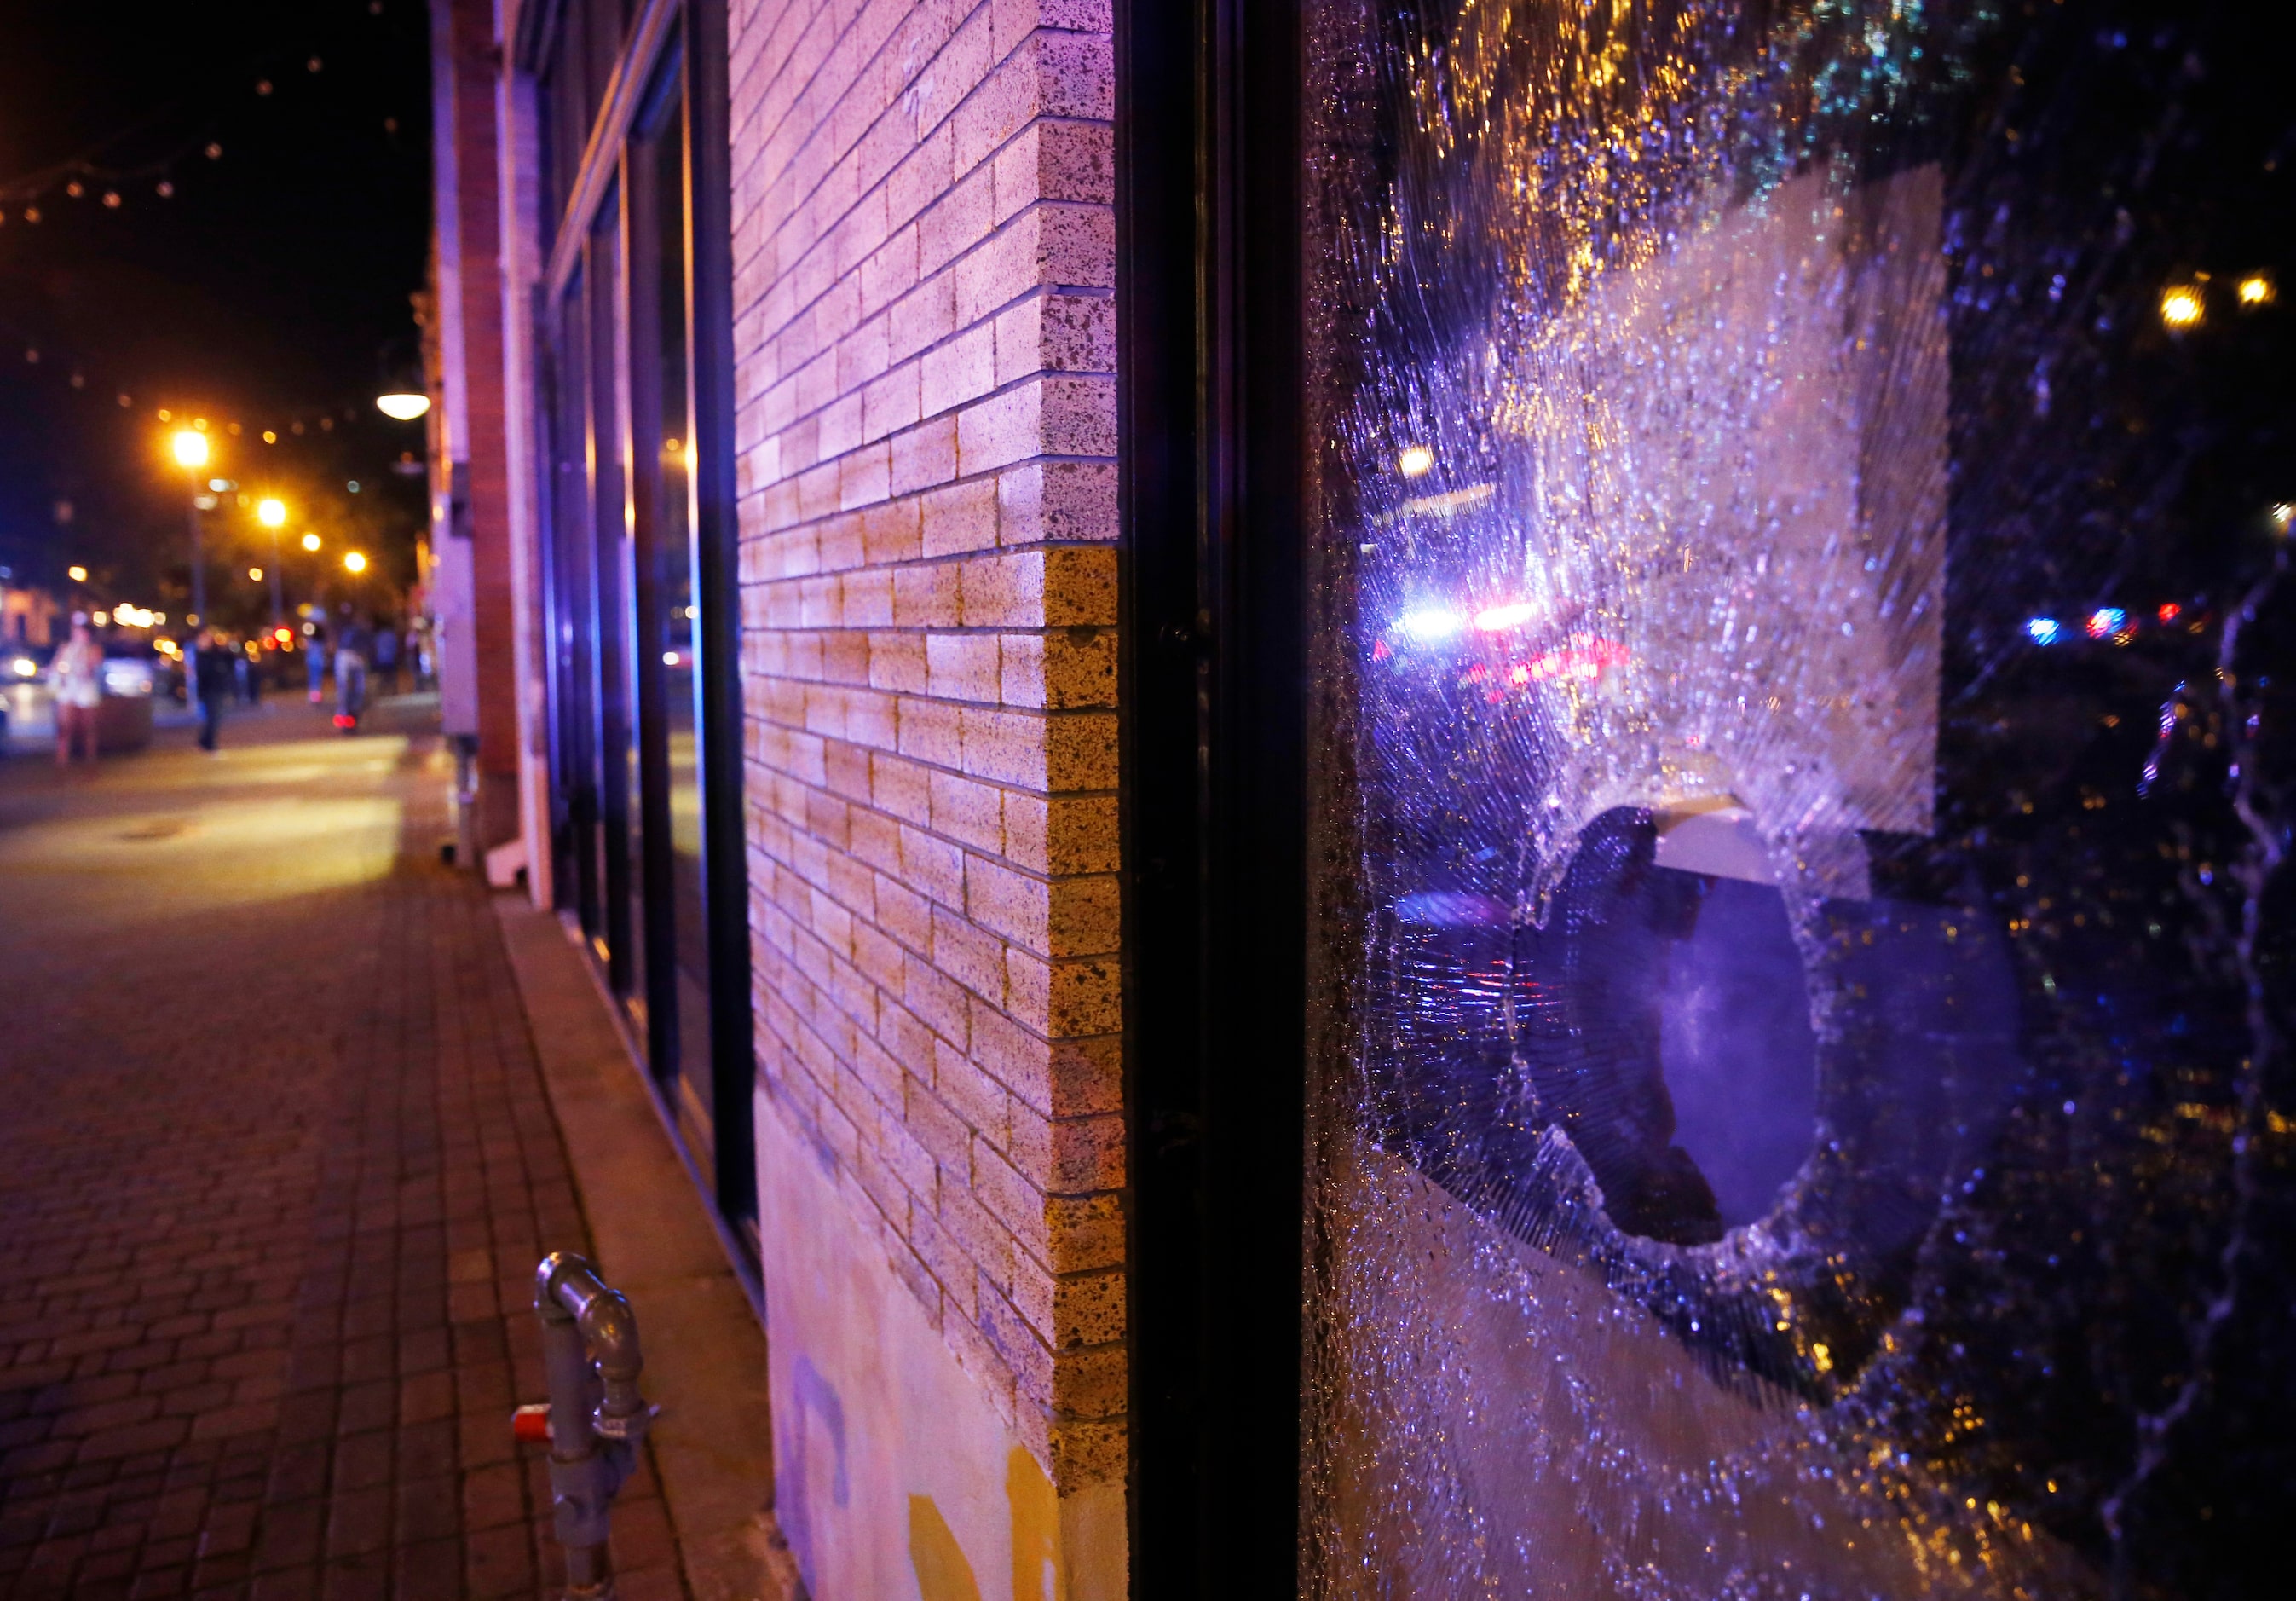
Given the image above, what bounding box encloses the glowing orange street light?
[257,497,286,528]
[301,532,321,552]
[170,430,215,621]
[343,551,368,574]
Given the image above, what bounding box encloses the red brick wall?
[726,0,1124,1488]
[443,0,521,849]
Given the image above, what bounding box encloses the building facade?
[430,0,2296,1597]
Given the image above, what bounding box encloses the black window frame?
[1117,0,1307,1594]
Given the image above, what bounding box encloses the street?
[0,701,685,1599]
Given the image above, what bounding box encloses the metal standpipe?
[522,1252,654,1599]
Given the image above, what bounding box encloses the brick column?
[730,0,1125,1494]
[441,0,522,852]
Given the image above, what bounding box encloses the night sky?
[0,0,431,627]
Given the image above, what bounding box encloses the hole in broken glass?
[1514,807,1817,1246]
[1377,806,1820,1249]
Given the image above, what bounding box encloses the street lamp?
[301,532,321,552]
[66,564,88,583]
[256,499,288,626]
[375,392,430,421]
[343,551,367,574]
[170,429,212,626]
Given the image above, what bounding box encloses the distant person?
[374,622,400,693]
[192,627,235,753]
[305,620,328,702]
[335,610,374,729]
[49,615,103,768]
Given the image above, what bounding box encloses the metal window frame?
[1116,0,1307,1592]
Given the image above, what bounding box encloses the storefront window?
[1303,1,2292,1592]
[528,0,753,1229]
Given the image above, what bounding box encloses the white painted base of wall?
[755,1089,1126,1601]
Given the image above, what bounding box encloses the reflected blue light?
[1398,608,1464,642]
[2027,616,2063,644]
[2086,607,2126,639]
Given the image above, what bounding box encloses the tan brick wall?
[726,0,1124,1488]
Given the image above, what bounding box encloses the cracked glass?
[1301,2,2295,1594]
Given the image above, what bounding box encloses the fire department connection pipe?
[525,1252,654,1600]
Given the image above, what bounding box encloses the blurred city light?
[2027,616,2063,644]
[301,532,322,552]
[171,430,210,468]
[1397,444,1435,477]
[2236,272,2276,308]
[375,392,431,421]
[249,567,264,581]
[2086,607,2126,639]
[66,564,87,582]
[257,497,286,527]
[343,551,367,573]
[2159,285,2205,330]
[1473,602,1539,633]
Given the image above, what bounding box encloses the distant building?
[2,580,61,650]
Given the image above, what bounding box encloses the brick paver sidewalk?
[0,707,683,1598]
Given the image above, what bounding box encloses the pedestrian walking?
[193,627,236,753]
[374,622,400,694]
[334,610,373,731]
[49,615,103,768]
[306,620,328,702]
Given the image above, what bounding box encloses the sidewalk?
[0,702,789,1599]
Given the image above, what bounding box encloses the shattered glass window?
[1301,1,2294,1593]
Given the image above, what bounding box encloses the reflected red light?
[2157,602,2181,624]
[1512,637,1630,685]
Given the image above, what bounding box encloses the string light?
[0,3,401,223]
[6,320,400,447]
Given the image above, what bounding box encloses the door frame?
[1116,0,1308,1592]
